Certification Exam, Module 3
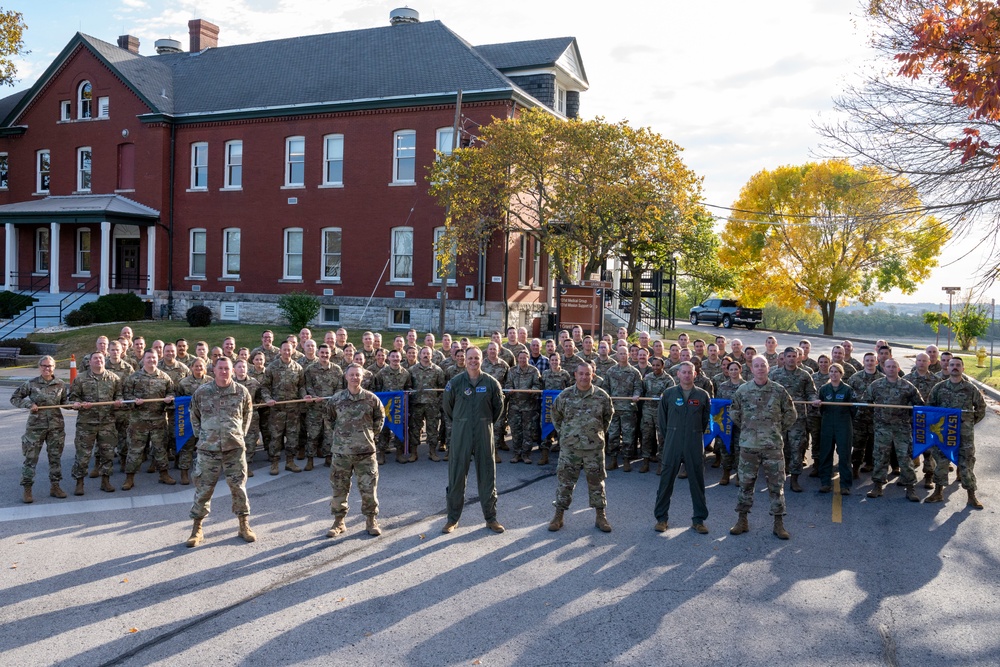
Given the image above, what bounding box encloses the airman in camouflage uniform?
[324,365,386,538]
[863,358,923,501]
[233,359,263,473]
[375,350,411,464]
[540,353,573,461]
[249,330,280,366]
[122,350,176,489]
[639,357,674,473]
[603,348,644,471]
[798,339,820,373]
[442,350,467,459]
[186,357,256,548]
[729,355,796,540]
[104,342,135,469]
[505,351,542,463]
[80,336,110,369]
[846,353,884,477]
[261,342,306,474]
[762,336,780,368]
[501,328,526,366]
[303,344,345,468]
[12,357,67,503]
[549,363,615,533]
[69,353,125,495]
[903,352,942,487]
[594,343,616,379]
[768,347,818,492]
[926,357,987,508]
[408,347,445,462]
[176,362,211,484]
[841,340,864,371]
[158,343,190,465]
[714,360,745,484]
[700,344,725,381]
[560,339,587,377]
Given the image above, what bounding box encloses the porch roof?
[0,195,160,226]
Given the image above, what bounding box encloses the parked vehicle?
[689,298,762,330]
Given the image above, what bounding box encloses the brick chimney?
[188,19,219,52]
[117,34,140,54]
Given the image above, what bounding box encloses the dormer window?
[78,81,92,119]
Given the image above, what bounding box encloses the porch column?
[100,221,111,295]
[49,222,60,293]
[146,225,155,295]
[3,223,15,291]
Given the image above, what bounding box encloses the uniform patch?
[476,386,487,393]
[445,381,451,391]
[675,397,684,406]
[464,387,473,396]
[688,399,700,406]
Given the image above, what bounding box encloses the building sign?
[557,282,609,336]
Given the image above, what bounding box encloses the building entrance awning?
[0,194,159,225]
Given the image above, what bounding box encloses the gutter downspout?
[167,121,176,318]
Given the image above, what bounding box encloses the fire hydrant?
[977,346,988,368]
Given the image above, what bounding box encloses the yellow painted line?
[832,477,842,523]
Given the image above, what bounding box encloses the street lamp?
[942,286,961,352]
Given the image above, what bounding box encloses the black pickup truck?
[689,299,763,330]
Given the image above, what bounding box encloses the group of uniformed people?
[11,323,987,545]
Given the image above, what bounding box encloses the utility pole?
[942,286,961,352]
[438,89,462,338]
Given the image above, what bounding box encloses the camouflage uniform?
[864,377,923,488]
[762,351,780,368]
[250,344,280,366]
[800,357,820,373]
[551,384,614,510]
[235,374,264,461]
[123,367,175,474]
[504,364,542,458]
[158,359,191,460]
[375,365,411,455]
[247,365,271,454]
[540,368,573,452]
[561,352,587,377]
[326,387,386,519]
[68,369,124,479]
[904,369,943,476]
[594,356,616,379]
[481,357,510,450]
[929,378,987,490]
[768,365,817,475]
[729,379,796,516]
[12,376,67,487]
[176,374,211,471]
[701,357,724,380]
[640,371,675,460]
[408,362,445,454]
[105,358,135,460]
[260,358,305,460]
[847,370,884,470]
[602,363,644,460]
[304,362,345,458]
[714,378,744,471]
[843,355,864,372]
[189,380,253,520]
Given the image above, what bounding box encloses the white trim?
[224,139,242,189]
[392,130,416,184]
[36,149,50,194]
[285,136,305,187]
[432,226,456,283]
[77,146,92,192]
[222,227,241,279]
[283,228,303,279]
[146,225,156,295]
[49,223,60,293]
[97,96,109,118]
[390,226,413,282]
[3,224,15,292]
[435,127,455,159]
[78,81,92,120]
[99,222,110,295]
[320,227,341,281]
[76,227,92,275]
[322,134,343,186]
[35,227,50,275]
[190,142,208,190]
[189,228,207,278]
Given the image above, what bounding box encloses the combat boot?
[852,463,861,480]
[622,457,631,473]
[639,458,650,474]
[790,474,802,493]
[50,482,66,499]
[923,472,934,489]
[594,509,612,533]
[74,478,85,496]
[678,464,688,479]
[967,489,984,510]
[185,518,204,547]
[238,515,257,542]
[494,451,501,464]
[146,460,157,473]
[100,476,115,493]
[327,514,346,537]
[867,482,884,499]
[428,451,441,462]
[285,457,302,473]
[486,519,505,533]
[270,458,280,475]
[366,515,382,536]
[247,467,254,478]
[305,457,314,471]
[296,446,305,460]
[773,515,790,540]
[538,450,549,465]
[408,452,418,463]
[22,486,32,504]
[925,484,945,503]
[158,469,177,485]
[88,466,99,479]
[325,455,332,467]
[712,452,722,468]
[656,462,662,476]
[905,486,920,503]
[396,450,407,464]
[654,521,668,533]
[180,469,190,485]
[122,473,135,490]
[548,509,564,532]
[730,512,749,535]
[607,454,618,470]
[719,468,731,486]
[376,451,385,465]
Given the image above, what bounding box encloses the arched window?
[78,81,92,119]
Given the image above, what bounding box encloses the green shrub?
[0,337,40,354]
[0,291,36,318]
[80,293,147,323]
[277,291,320,330]
[186,305,213,327]
[64,309,96,327]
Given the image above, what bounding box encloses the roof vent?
[154,38,182,55]
[389,7,420,25]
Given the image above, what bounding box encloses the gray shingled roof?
[0,89,28,123]
[474,37,576,71]
[81,34,175,113]
[0,194,159,223]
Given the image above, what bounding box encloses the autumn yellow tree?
[720,160,949,335]
[0,9,26,87]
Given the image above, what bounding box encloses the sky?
[5,0,991,307]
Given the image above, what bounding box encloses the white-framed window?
[518,234,528,285]
[323,134,343,185]
[76,228,91,274]
[98,96,109,118]
[78,81,92,119]
[555,85,566,115]
[320,306,340,325]
[60,100,71,121]
[224,140,242,189]
[393,130,416,183]
[284,228,303,279]
[390,227,413,282]
[36,150,50,193]
[435,127,455,160]
[433,226,456,283]
[534,239,542,287]
[190,142,208,189]
[0,152,8,189]
[321,227,342,280]
[77,147,92,192]
[223,228,241,278]
[189,229,207,278]
[389,308,411,328]
[285,136,305,186]
[35,228,50,274]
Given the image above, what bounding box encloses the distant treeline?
[797,308,1000,339]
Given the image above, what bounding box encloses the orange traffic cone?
[69,354,77,383]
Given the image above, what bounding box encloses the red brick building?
[0,10,588,334]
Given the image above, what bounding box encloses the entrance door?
[115,238,141,290]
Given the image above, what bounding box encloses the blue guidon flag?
[540,390,562,440]
[703,398,733,451]
[174,395,193,451]
[375,392,407,444]
[912,405,962,465]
